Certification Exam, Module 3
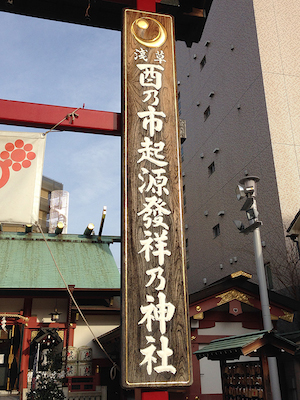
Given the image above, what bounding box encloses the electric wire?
[44,107,81,135]
[37,222,119,377]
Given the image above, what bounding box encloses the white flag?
[0,131,46,225]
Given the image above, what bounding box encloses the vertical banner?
[0,131,46,225]
[122,9,192,388]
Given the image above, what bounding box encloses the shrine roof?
[194,330,298,360]
[0,232,120,290]
[189,271,300,312]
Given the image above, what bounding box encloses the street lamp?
[235,176,282,400]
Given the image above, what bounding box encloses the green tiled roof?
[196,331,268,357]
[194,330,298,360]
[0,232,120,289]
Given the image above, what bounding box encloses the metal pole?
[252,224,282,400]
[253,226,272,330]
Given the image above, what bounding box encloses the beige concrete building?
[2,176,63,233]
[176,0,300,294]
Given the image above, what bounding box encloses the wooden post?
[122,8,192,389]
[219,360,227,400]
[135,388,142,400]
[261,351,272,400]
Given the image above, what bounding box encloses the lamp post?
[235,176,281,400]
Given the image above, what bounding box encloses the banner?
[0,131,46,225]
[122,9,192,388]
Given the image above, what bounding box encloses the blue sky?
[0,11,122,267]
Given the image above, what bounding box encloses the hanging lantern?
[49,309,61,322]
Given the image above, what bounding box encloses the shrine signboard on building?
[122,9,192,388]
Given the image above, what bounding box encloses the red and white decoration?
[0,131,46,225]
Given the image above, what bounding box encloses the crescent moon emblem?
[131,17,167,48]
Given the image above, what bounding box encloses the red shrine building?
[0,231,121,399]
[187,272,300,400]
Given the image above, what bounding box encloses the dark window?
[208,162,215,176]
[213,224,220,238]
[265,262,274,290]
[186,238,189,248]
[178,91,181,116]
[204,106,210,121]
[200,56,206,70]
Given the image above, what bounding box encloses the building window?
[213,224,220,238]
[181,144,184,162]
[265,262,274,290]
[184,194,187,213]
[204,106,210,121]
[208,161,215,176]
[178,91,181,116]
[39,210,47,220]
[200,56,206,70]
[185,238,189,248]
[40,188,49,199]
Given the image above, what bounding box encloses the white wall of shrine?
[198,321,257,336]
[73,314,120,359]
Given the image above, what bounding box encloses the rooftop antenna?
[98,206,107,237]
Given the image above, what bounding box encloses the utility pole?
[235,176,281,400]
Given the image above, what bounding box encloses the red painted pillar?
[190,342,202,399]
[142,392,169,400]
[184,331,201,400]
[20,298,33,399]
[19,323,32,399]
[136,0,160,12]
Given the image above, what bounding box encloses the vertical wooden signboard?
[122,9,192,388]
